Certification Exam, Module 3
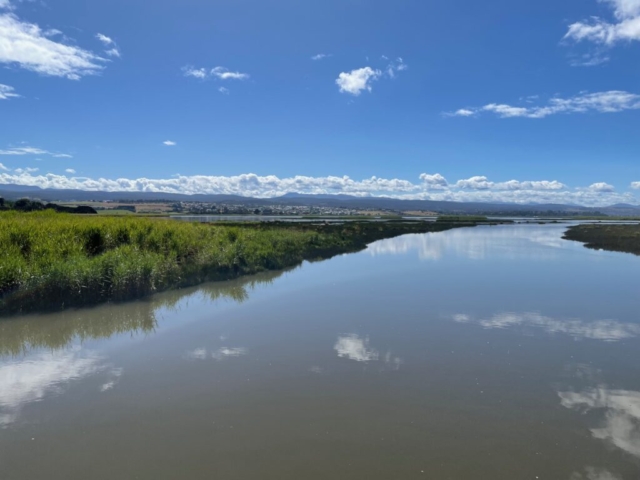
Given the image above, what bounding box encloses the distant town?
[88,200,393,217]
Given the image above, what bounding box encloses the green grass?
[0,211,463,315]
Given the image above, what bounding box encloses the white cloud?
[336,67,382,95]
[65,168,75,174]
[95,33,120,58]
[0,145,72,158]
[563,0,640,64]
[0,12,105,79]
[0,171,635,207]
[311,53,331,61]
[183,66,249,81]
[631,181,640,189]
[335,335,379,362]
[95,33,114,46]
[218,86,229,95]
[450,91,640,119]
[0,83,19,100]
[163,140,176,146]
[455,176,567,191]
[419,173,449,189]
[589,182,616,192]
[211,66,249,80]
[14,167,38,174]
[182,66,208,79]
[0,0,12,10]
[453,108,475,117]
[0,162,8,170]
[386,57,408,78]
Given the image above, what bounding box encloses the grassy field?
[564,224,640,256]
[0,211,464,315]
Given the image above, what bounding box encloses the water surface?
[2,224,640,479]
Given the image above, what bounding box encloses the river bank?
[0,212,470,315]
[563,224,640,255]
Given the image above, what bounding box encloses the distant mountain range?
[1,184,639,216]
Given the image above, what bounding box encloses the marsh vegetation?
[564,224,640,256]
[0,212,463,314]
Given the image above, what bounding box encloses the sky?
[1,0,640,206]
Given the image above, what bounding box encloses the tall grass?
[0,212,459,314]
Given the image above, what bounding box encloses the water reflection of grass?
[564,224,640,256]
[0,269,285,358]
[0,211,460,314]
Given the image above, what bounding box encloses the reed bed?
[0,211,458,314]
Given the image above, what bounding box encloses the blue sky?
[1,0,640,205]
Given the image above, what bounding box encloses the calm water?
[2,224,640,479]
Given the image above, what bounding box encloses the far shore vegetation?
[564,224,640,256]
[0,211,473,315]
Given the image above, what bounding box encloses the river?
[1,224,640,479]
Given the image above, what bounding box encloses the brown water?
[1,224,640,480]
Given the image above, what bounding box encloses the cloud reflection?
[186,347,248,361]
[0,348,108,426]
[560,387,640,460]
[570,468,623,480]
[335,335,379,362]
[367,225,576,261]
[452,312,640,342]
[334,335,403,369]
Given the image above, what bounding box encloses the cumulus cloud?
[0,12,106,79]
[0,162,8,170]
[564,0,640,46]
[0,83,19,100]
[65,168,76,174]
[0,171,635,207]
[589,182,615,192]
[455,176,567,191]
[0,145,72,158]
[336,67,382,95]
[419,173,449,189]
[449,91,640,118]
[311,53,331,61]
[182,65,249,81]
[631,181,640,189]
[163,140,176,146]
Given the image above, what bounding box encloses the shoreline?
[563,224,640,256]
